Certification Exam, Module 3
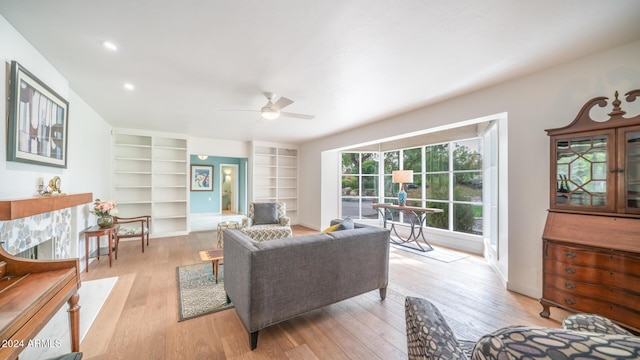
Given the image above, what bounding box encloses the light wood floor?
[79,226,569,359]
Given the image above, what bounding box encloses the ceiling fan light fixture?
[261,107,280,120]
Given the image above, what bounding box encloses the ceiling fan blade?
[219,109,260,113]
[280,111,315,120]
[271,96,293,111]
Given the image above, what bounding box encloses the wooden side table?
[199,249,224,284]
[84,224,119,272]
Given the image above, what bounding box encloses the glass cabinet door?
[618,126,640,214]
[552,130,615,212]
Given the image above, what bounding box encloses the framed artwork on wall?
[191,165,213,191]
[7,61,69,168]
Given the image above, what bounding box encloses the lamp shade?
[392,170,413,184]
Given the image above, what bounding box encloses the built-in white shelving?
[112,131,188,237]
[252,143,298,224]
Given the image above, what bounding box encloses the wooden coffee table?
[199,249,224,284]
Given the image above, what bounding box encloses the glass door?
[551,130,615,212]
[618,125,640,214]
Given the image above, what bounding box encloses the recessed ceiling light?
[124,83,135,91]
[102,41,118,51]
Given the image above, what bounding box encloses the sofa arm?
[222,230,255,328]
[563,314,633,336]
[279,216,290,226]
[405,296,470,359]
[472,326,640,359]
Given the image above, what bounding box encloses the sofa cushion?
[336,217,354,230]
[253,203,278,225]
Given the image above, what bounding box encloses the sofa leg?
[249,331,259,350]
[379,287,387,300]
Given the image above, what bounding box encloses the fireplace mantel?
[0,193,93,220]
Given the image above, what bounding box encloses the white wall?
[299,40,640,299]
[189,135,251,158]
[1,14,112,250]
[1,14,113,358]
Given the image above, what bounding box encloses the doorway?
[220,164,239,214]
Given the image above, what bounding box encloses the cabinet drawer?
[545,242,640,272]
[543,274,630,306]
[544,259,640,291]
[542,287,640,330]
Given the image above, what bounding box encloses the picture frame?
[191,165,213,191]
[7,61,69,168]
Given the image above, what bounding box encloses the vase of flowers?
[91,199,118,228]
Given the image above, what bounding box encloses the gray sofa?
[223,221,390,350]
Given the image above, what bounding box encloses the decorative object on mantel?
[7,61,69,168]
[90,199,118,228]
[392,170,413,206]
[38,176,65,196]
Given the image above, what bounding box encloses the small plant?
[91,198,118,217]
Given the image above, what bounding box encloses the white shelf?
[113,132,188,236]
[252,143,298,224]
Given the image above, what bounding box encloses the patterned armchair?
[405,296,640,360]
[240,202,292,242]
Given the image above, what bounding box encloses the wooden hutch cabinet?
[541,89,640,332]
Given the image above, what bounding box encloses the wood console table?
[372,203,443,252]
[0,247,81,359]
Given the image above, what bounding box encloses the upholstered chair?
[114,215,151,252]
[405,296,640,360]
[472,322,640,359]
[240,202,292,242]
[405,296,475,359]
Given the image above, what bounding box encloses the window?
[341,152,379,219]
[451,139,483,234]
[341,138,484,235]
[384,138,483,236]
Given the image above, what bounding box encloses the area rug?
[176,262,233,321]
[392,244,470,263]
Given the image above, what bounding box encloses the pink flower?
[90,199,118,217]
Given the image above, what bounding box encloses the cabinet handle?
[564,252,576,259]
[565,267,576,274]
[564,282,576,289]
[564,298,576,305]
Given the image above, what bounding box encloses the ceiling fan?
[223,92,315,121]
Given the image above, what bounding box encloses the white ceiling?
[2,1,640,144]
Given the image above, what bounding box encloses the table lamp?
[392,170,413,206]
